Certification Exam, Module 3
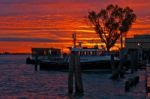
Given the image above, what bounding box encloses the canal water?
[0,55,146,99]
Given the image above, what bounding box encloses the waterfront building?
[125,34,150,63]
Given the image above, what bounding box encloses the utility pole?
[72,32,76,48]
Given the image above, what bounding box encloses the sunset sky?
[0,0,150,53]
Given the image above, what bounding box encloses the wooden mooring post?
[111,49,127,79]
[68,52,83,95]
[110,54,119,79]
[111,55,115,74]
[35,55,39,71]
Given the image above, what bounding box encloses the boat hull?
[39,60,123,71]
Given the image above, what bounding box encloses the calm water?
[0,55,146,99]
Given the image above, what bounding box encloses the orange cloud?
[0,0,149,53]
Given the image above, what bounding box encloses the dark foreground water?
[0,55,146,99]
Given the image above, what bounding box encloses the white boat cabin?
[71,47,106,56]
[71,47,112,62]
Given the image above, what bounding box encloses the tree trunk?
[120,33,123,49]
[106,45,110,53]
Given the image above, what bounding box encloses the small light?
[49,50,51,54]
[137,42,141,46]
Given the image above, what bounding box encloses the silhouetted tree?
[88,4,136,52]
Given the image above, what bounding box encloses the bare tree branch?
[88,4,136,52]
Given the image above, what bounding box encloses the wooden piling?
[68,53,74,94]
[74,55,83,95]
[68,52,83,95]
[110,55,119,79]
[111,55,115,74]
[35,55,38,71]
[124,76,140,92]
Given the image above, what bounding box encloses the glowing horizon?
[0,0,149,53]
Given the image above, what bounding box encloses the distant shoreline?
[0,53,31,55]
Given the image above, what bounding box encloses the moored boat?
[39,47,120,70]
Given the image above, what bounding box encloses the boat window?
[78,51,80,56]
[90,51,92,55]
[99,51,102,55]
[49,50,51,55]
[95,51,97,55]
[84,51,86,56]
[96,51,100,55]
[44,50,47,55]
[77,51,80,55]
[91,51,93,56]
[82,51,85,56]
[93,51,96,55]
[80,51,84,56]
[86,51,90,55]
[89,51,91,55]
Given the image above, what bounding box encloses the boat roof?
[71,48,103,51]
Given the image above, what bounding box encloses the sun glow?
[0,0,149,53]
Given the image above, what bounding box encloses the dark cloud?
[0,37,58,42]
[0,0,61,4]
[0,0,104,4]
